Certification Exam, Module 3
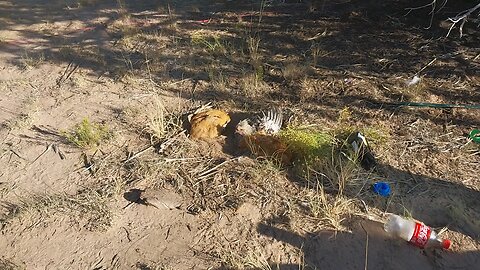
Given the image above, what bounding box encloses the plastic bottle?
[384,214,451,249]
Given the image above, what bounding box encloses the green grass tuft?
[190,31,226,54]
[63,118,112,149]
[279,127,334,165]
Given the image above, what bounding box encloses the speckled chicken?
[235,108,292,165]
[188,104,231,139]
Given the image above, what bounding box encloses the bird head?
[235,119,255,136]
[210,110,231,128]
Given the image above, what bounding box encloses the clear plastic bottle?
[384,214,451,249]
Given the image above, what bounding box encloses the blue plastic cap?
[373,182,391,197]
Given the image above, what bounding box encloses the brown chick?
[189,109,231,139]
[236,108,292,165]
[243,134,293,165]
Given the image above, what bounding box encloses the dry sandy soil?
[0,0,479,269]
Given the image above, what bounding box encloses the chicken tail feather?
[260,107,283,134]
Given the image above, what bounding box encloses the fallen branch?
[360,222,369,270]
[122,130,186,163]
[446,2,480,37]
[405,0,449,29]
[405,0,480,37]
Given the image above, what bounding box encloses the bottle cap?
[373,182,391,197]
[442,239,451,249]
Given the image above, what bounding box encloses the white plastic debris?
[406,75,421,87]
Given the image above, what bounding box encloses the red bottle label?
[409,222,431,248]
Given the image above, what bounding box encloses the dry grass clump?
[401,76,430,100]
[108,14,140,37]
[185,159,239,211]
[119,32,169,50]
[4,96,38,130]
[300,186,354,232]
[135,262,175,270]
[126,154,241,213]
[20,51,45,70]
[231,124,366,233]
[146,98,183,142]
[1,189,112,231]
[310,41,322,67]
[282,63,308,81]
[247,36,261,64]
[123,101,193,190]
[272,122,373,233]
[362,126,391,148]
[247,36,265,86]
[314,153,363,194]
[219,245,272,270]
[4,112,36,131]
[207,65,228,92]
[0,258,23,270]
[240,73,272,97]
[126,137,290,215]
[125,139,195,188]
[337,107,353,124]
[58,46,107,71]
[124,100,244,210]
[242,158,289,207]
[298,78,325,101]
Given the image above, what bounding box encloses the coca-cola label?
[409,222,431,248]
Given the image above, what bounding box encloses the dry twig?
[405,0,448,29]
[405,0,480,37]
[446,3,480,37]
[360,222,369,270]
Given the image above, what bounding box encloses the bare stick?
[416,57,437,75]
[197,159,231,178]
[406,0,480,37]
[405,0,448,29]
[123,145,154,164]
[360,223,369,270]
[163,157,200,163]
[158,130,186,153]
[446,3,480,37]
[32,143,53,164]
[193,157,240,185]
[122,130,186,163]
[52,143,66,160]
[10,149,27,161]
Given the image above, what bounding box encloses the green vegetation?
[279,127,334,164]
[63,118,112,149]
[190,31,227,54]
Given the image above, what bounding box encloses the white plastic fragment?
[406,75,421,87]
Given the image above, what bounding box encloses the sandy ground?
[1,0,479,269]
